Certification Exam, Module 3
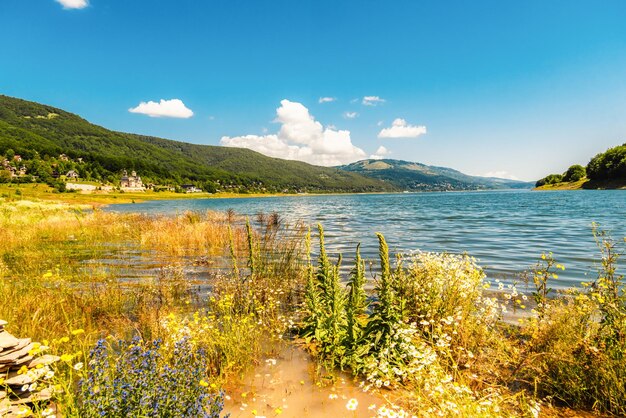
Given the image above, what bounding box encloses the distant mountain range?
[0,94,533,193]
[339,159,534,191]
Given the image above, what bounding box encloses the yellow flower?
[199,380,209,387]
[274,407,283,415]
[60,354,73,362]
[59,337,70,343]
[71,329,85,336]
[43,271,53,278]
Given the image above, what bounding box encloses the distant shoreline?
[534,178,626,191]
[1,183,542,208]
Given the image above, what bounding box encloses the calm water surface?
[107,190,625,289]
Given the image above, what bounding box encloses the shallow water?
[107,190,626,289]
[223,344,389,418]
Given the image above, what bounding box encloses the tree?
[536,174,563,187]
[562,164,586,182]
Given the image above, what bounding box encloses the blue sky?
[1,1,626,180]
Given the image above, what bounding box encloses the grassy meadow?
[0,196,624,417]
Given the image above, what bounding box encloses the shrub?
[520,228,626,415]
[562,164,586,182]
[535,173,563,187]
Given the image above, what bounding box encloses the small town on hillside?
[1,153,204,193]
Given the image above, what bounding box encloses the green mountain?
[0,95,394,193]
[338,159,534,191]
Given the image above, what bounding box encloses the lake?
[107,190,625,290]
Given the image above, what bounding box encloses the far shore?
[534,177,626,191]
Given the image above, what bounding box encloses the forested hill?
[0,95,394,193]
[339,159,534,191]
[536,143,626,189]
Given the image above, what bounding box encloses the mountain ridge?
[338,159,534,191]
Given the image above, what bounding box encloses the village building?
[181,184,203,193]
[120,170,145,190]
[66,170,79,179]
[59,154,69,161]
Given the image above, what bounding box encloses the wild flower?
[76,337,225,417]
[346,398,358,410]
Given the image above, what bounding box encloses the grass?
[0,182,289,206]
[0,197,624,417]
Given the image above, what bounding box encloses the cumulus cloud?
[318,97,336,104]
[343,111,359,119]
[378,118,427,139]
[55,0,88,9]
[128,99,194,119]
[220,100,366,166]
[362,96,386,106]
[481,171,520,180]
[370,146,391,160]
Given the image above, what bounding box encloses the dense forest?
[0,95,394,193]
[536,143,626,188]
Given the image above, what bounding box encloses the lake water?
[107,190,625,290]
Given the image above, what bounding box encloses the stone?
[0,331,19,349]
[28,355,60,369]
[10,388,53,405]
[0,319,7,329]
[0,340,32,363]
[0,398,11,415]
[4,372,33,387]
[13,355,33,367]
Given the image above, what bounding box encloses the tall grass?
[1,197,624,417]
[0,199,307,417]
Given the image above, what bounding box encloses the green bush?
[562,164,586,182]
[535,173,563,187]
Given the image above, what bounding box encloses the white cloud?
[343,111,359,119]
[55,0,88,9]
[481,171,520,180]
[370,146,391,160]
[128,99,194,119]
[362,96,386,106]
[378,118,427,139]
[318,97,336,104]
[220,100,366,166]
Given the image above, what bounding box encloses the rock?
[0,398,11,415]
[0,342,34,364]
[28,355,60,369]
[13,355,34,366]
[0,320,58,415]
[10,388,53,405]
[0,331,19,349]
[4,372,33,387]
